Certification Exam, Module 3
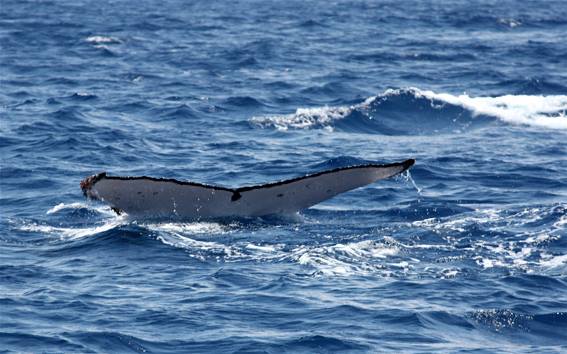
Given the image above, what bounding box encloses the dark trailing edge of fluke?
[80,159,415,200]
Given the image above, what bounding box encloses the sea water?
[1,0,566,352]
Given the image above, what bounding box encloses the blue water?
[1,0,567,352]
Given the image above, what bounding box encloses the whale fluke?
[81,159,415,220]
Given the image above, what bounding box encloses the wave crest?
[250,88,567,133]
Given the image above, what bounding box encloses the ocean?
[1,0,566,352]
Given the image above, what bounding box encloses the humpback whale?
[80,159,415,220]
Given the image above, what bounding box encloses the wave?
[250,88,567,133]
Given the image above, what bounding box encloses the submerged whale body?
[81,159,415,220]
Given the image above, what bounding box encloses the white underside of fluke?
[81,159,414,220]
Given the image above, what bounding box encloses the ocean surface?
[1,0,567,352]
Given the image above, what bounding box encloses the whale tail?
[81,159,415,220]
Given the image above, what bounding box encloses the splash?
[400,170,422,194]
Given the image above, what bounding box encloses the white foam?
[498,18,522,28]
[290,240,399,276]
[524,233,552,244]
[250,106,351,131]
[408,88,567,130]
[46,202,115,216]
[85,35,121,44]
[47,202,85,214]
[440,268,459,278]
[245,243,279,253]
[144,203,564,276]
[413,204,566,273]
[147,222,227,235]
[250,96,376,131]
[19,219,124,240]
[553,214,567,229]
[539,254,567,269]
[151,224,401,275]
[156,232,242,261]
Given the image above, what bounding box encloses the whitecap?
[250,88,567,131]
[250,96,376,131]
[85,35,122,44]
[409,88,567,130]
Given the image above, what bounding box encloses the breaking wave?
[250,88,567,133]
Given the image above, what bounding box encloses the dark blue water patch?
[501,274,567,292]
[46,97,63,105]
[300,81,357,98]
[509,41,567,63]
[348,50,478,63]
[0,135,27,149]
[385,201,473,222]
[147,104,201,121]
[361,89,496,135]
[334,110,408,135]
[5,98,40,109]
[280,334,371,353]
[507,77,567,95]
[0,90,33,99]
[36,226,150,258]
[299,19,327,28]
[101,100,154,113]
[0,332,88,353]
[45,106,89,122]
[221,96,266,109]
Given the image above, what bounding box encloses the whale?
[80,159,415,220]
